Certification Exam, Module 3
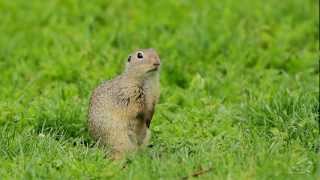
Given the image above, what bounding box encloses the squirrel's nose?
[153,58,161,66]
[153,62,160,66]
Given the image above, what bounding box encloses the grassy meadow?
[0,0,319,179]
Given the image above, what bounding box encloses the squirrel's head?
[125,48,161,78]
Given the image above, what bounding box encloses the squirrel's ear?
[127,55,132,62]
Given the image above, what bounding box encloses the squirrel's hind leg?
[142,129,151,147]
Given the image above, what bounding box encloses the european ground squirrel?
[88,48,161,159]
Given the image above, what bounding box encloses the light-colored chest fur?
[143,73,160,111]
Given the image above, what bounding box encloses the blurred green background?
[0,0,319,179]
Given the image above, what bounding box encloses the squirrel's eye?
[127,55,131,62]
[137,51,144,59]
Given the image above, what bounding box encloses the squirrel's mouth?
[147,68,158,73]
[147,66,159,73]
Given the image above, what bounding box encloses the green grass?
[0,0,319,179]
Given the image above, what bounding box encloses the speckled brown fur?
[88,49,160,159]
